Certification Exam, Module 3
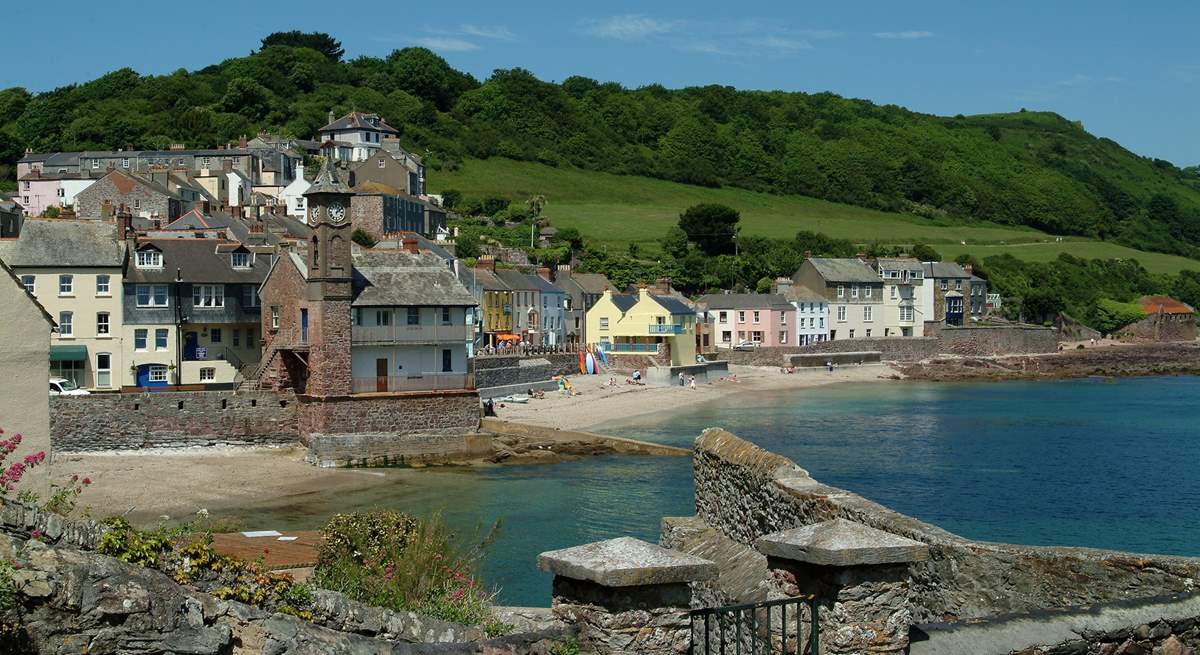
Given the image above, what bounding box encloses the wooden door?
[375,358,388,392]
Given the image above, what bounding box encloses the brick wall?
[50,391,298,451]
[299,391,482,466]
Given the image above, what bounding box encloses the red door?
[375,358,388,392]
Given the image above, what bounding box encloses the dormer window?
[136,250,163,269]
[231,252,251,269]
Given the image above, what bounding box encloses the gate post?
[538,536,718,655]
[755,519,929,654]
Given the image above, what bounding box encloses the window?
[155,329,168,350]
[242,285,259,308]
[866,329,872,337]
[231,252,250,269]
[441,307,452,325]
[134,329,148,351]
[59,274,73,295]
[91,159,99,169]
[376,310,392,326]
[210,328,222,343]
[121,157,129,168]
[955,280,962,291]
[270,306,279,329]
[850,285,859,299]
[406,307,420,325]
[149,365,168,383]
[378,158,386,168]
[201,157,210,167]
[192,285,224,308]
[718,311,727,324]
[199,368,216,382]
[442,349,453,373]
[900,306,914,322]
[890,285,897,299]
[20,275,34,295]
[599,317,609,329]
[780,312,787,324]
[354,308,363,326]
[248,328,256,346]
[849,329,855,338]
[941,280,948,291]
[865,286,872,298]
[56,187,64,197]
[58,311,73,336]
[864,306,873,322]
[96,274,110,295]
[96,312,110,335]
[95,353,112,388]
[837,285,845,298]
[136,250,163,269]
[837,305,847,322]
[233,329,240,347]
[779,331,788,344]
[752,311,760,323]
[737,311,746,322]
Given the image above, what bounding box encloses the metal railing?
[352,323,474,344]
[351,373,470,394]
[690,597,819,655]
[606,342,660,353]
[649,324,686,334]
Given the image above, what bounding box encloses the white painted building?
[317,112,400,162]
[280,162,310,219]
[872,258,925,337]
[772,278,829,345]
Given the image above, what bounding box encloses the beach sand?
[494,363,895,430]
[59,363,895,523]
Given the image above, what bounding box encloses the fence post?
[538,536,718,655]
[755,519,928,654]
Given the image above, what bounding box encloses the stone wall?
[899,342,1200,381]
[299,391,483,466]
[643,361,729,386]
[1117,313,1199,342]
[50,390,299,452]
[475,356,578,390]
[936,325,1058,356]
[667,429,1200,625]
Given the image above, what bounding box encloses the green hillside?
[431,158,1200,275]
[2,32,1200,260]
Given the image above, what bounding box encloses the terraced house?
[698,293,795,348]
[872,257,925,337]
[464,258,514,348]
[0,220,126,390]
[121,216,268,389]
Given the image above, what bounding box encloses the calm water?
[236,376,1200,607]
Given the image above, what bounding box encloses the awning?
[49,345,87,362]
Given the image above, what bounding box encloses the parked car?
[49,377,90,396]
[733,340,761,351]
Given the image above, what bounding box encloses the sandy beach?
[494,363,895,430]
[59,363,895,523]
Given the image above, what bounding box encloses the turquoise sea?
[240,375,1200,607]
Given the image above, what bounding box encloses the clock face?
[307,206,320,226]
[327,201,346,223]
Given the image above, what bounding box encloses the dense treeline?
[2,33,1200,258]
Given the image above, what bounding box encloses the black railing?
[690,597,819,655]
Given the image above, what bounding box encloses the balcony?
[604,342,660,353]
[352,323,473,344]
[648,324,685,335]
[352,373,471,394]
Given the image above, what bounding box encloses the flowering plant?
[0,428,46,496]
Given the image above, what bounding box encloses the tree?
[351,228,377,248]
[440,189,462,210]
[554,227,584,251]
[1021,287,1066,323]
[220,77,272,119]
[659,226,690,260]
[1092,298,1146,335]
[678,203,740,256]
[260,31,344,62]
[910,243,942,262]
[526,194,546,217]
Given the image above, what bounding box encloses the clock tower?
[302,159,354,397]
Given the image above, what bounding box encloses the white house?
[226,170,252,209]
[773,278,829,345]
[280,162,310,219]
[317,111,400,162]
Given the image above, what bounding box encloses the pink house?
[16,171,99,216]
[699,293,796,348]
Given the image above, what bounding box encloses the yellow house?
[586,287,696,365]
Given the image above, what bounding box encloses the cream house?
[0,220,126,390]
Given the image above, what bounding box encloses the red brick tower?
[302,160,354,397]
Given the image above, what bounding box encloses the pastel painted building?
[773,278,829,345]
[586,287,696,365]
[872,257,925,337]
[698,293,795,348]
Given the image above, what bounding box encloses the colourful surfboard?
[586,352,596,375]
[579,350,587,374]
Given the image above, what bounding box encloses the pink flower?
[30,529,41,539]
[82,477,91,485]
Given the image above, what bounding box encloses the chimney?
[328,109,336,125]
[238,135,248,148]
[557,264,571,273]
[637,283,649,299]
[964,264,974,275]
[803,250,812,259]
[232,206,243,219]
[294,161,305,181]
[402,236,420,254]
[538,267,552,281]
[149,166,169,188]
[476,254,496,272]
[30,169,39,179]
[117,205,134,241]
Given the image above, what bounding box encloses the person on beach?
[689,375,697,390]
[679,372,685,386]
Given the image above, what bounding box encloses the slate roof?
[781,284,826,303]
[570,273,611,295]
[698,293,793,311]
[319,112,399,135]
[611,294,638,313]
[350,248,477,307]
[608,292,693,315]
[0,258,54,326]
[469,267,510,292]
[494,269,540,291]
[529,274,564,295]
[94,170,181,200]
[372,232,455,263]
[923,262,970,279]
[124,238,270,284]
[160,209,257,243]
[874,257,925,272]
[0,220,124,268]
[806,258,880,283]
[1136,295,1195,315]
[17,152,80,168]
[0,194,22,213]
[17,171,104,182]
[305,158,351,196]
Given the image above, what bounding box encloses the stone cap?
[755,519,929,567]
[537,537,718,587]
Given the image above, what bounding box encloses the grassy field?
[430,158,1200,275]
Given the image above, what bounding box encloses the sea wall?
[900,342,1200,380]
[643,361,730,386]
[715,339,938,365]
[665,429,1200,624]
[50,391,299,452]
[299,391,483,467]
[1117,313,1199,343]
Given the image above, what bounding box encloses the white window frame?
[136,250,163,269]
[864,306,873,322]
[96,312,110,336]
[192,285,225,308]
[837,285,845,298]
[20,275,35,296]
[148,365,168,383]
[135,284,169,308]
[865,286,872,299]
[270,306,280,330]
[96,274,111,295]
[231,252,251,269]
[199,367,216,382]
[836,305,847,322]
[599,317,609,329]
[737,310,746,322]
[851,285,859,299]
[752,311,760,323]
[95,352,112,388]
[134,329,148,351]
[155,329,168,351]
[58,311,73,336]
[58,274,73,296]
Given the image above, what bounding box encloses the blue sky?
[5,1,1198,164]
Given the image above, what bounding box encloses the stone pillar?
[538,536,717,655]
[755,518,929,655]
